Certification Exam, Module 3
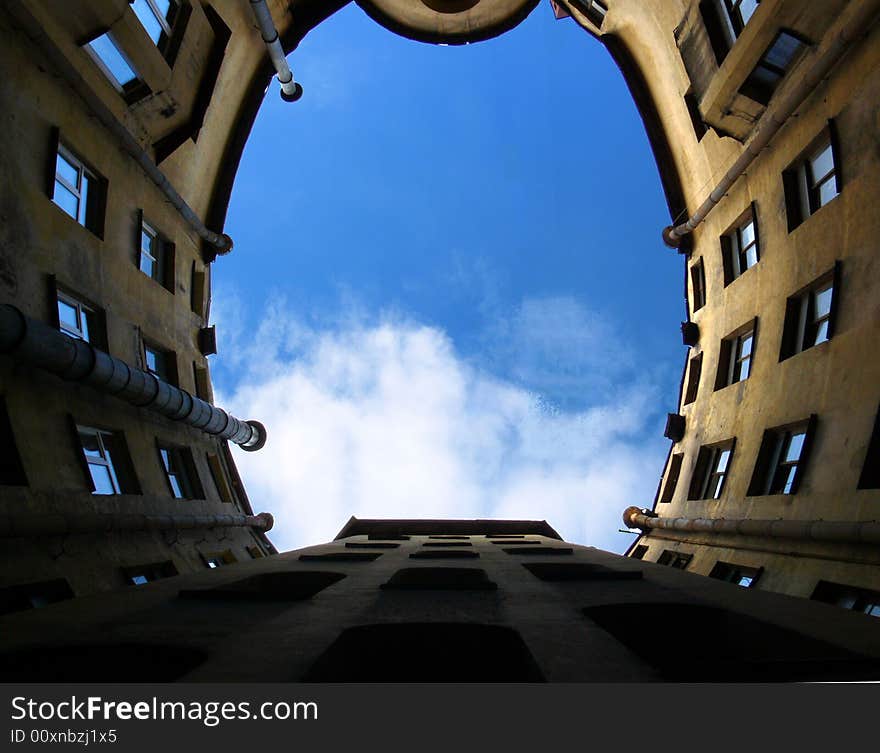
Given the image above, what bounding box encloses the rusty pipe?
[623,507,880,546]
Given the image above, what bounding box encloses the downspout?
[663,0,880,247]
[623,507,880,547]
[249,0,303,102]
[0,512,274,539]
[0,305,266,451]
[6,1,233,254]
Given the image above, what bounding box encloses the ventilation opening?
[504,547,573,556]
[428,535,470,540]
[345,542,400,549]
[423,541,473,548]
[178,571,346,602]
[302,623,545,682]
[491,540,539,545]
[410,550,479,560]
[368,534,410,540]
[0,643,206,682]
[523,563,643,582]
[583,603,880,681]
[299,552,383,563]
[381,567,496,590]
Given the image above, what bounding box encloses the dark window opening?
[345,542,400,549]
[709,561,763,588]
[299,552,382,563]
[502,546,573,556]
[811,581,880,618]
[740,30,808,105]
[660,453,684,503]
[690,259,707,312]
[748,417,816,496]
[657,550,692,569]
[380,568,497,591]
[301,623,545,682]
[158,444,203,500]
[631,544,649,560]
[179,571,346,602]
[683,354,702,405]
[688,440,735,500]
[857,405,880,489]
[122,561,178,586]
[715,321,756,389]
[784,127,841,231]
[780,265,839,360]
[523,562,642,582]
[409,550,479,560]
[0,579,74,616]
[201,550,237,569]
[721,207,759,285]
[0,397,28,486]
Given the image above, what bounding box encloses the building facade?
[1,518,878,682]
[0,0,878,629]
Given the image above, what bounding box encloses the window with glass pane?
[131,0,178,49]
[53,146,94,227]
[84,33,139,92]
[701,445,733,499]
[723,0,759,34]
[804,281,833,348]
[730,329,753,383]
[140,222,163,281]
[709,561,762,588]
[768,429,806,494]
[159,447,193,499]
[657,550,692,569]
[77,427,121,495]
[740,30,807,105]
[734,218,758,275]
[807,142,838,212]
[56,292,94,342]
[812,581,880,617]
[144,344,167,380]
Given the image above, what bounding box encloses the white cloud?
[213,295,667,554]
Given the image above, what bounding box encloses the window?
[83,32,146,102]
[0,579,74,616]
[715,321,756,389]
[660,453,684,503]
[722,208,759,285]
[571,0,607,26]
[139,220,174,290]
[699,0,760,63]
[206,452,234,504]
[779,266,839,360]
[740,30,808,105]
[688,441,735,500]
[52,143,104,235]
[158,444,203,499]
[683,353,702,405]
[131,0,180,53]
[709,561,762,588]
[630,545,649,560]
[0,398,27,486]
[784,129,841,230]
[76,425,138,495]
[657,550,692,569]
[858,405,880,490]
[811,581,880,618]
[201,550,237,569]
[690,259,706,312]
[142,341,178,386]
[684,90,707,141]
[122,561,178,586]
[748,417,816,496]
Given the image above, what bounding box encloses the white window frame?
[132,0,177,42]
[56,291,94,342]
[729,215,758,279]
[764,427,807,495]
[83,32,140,93]
[77,426,121,495]
[143,341,169,381]
[727,328,754,385]
[159,446,194,499]
[139,221,164,283]
[794,138,839,220]
[53,145,95,227]
[793,279,833,354]
[699,444,734,500]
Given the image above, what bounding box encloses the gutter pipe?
[0,512,274,539]
[663,0,880,247]
[0,305,266,451]
[623,507,880,547]
[249,0,303,102]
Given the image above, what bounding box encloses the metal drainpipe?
[623,507,880,547]
[0,512,274,539]
[6,1,233,254]
[662,0,880,247]
[249,0,303,102]
[0,305,266,451]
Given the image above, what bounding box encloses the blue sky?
[211,2,683,553]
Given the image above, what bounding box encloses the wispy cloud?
[212,293,666,553]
